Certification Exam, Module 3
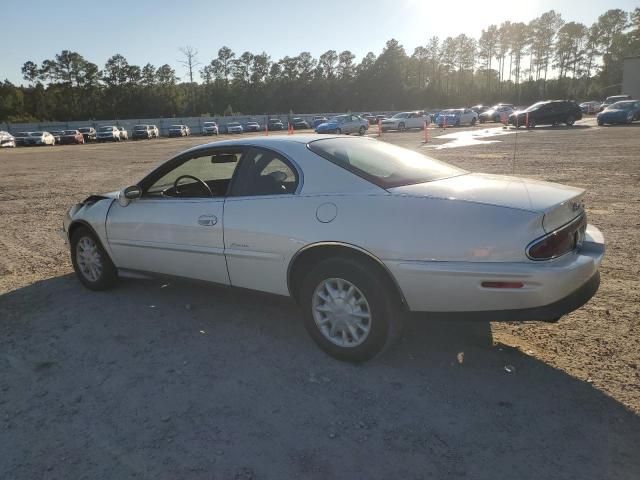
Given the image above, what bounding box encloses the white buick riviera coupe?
[62,135,604,362]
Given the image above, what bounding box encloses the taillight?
[527,215,586,260]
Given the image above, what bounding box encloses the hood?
[600,108,627,115]
[389,173,585,232]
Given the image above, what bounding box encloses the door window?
[144,150,242,198]
[230,148,298,196]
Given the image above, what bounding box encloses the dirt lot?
[1,121,639,479]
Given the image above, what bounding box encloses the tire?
[597,120,604,126]
[527,119,536,129]
[335,128,342,135]
[479,118,486,124]
[471,117,477,126]
[300,257,402,362]
[626,112,634,124]
[455,119,460,127]
[565,115,575,126]
[70,226,118,291]
[398,122,406,132]
[358,126,366,136]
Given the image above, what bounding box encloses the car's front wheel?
[335,128,342,135]
[71,227,118,290]
[565,115,575,126]
[300,258,402,362]
[358,126,366,136]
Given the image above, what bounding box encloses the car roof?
[183,134,345,153]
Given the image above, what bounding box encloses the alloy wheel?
[312,278,372,348]
[76,236,103,282]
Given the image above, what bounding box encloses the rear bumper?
[385,224,604,321]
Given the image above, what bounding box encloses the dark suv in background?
[509,100,582,128]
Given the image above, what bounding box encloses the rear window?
[308,138,465,189]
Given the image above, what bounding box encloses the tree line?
[1,8,638,123]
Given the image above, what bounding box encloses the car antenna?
[511,118,519,175]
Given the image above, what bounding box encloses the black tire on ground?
[565,115,575,126]
[398,122,406,131]
[335,128,342,135]
[300,257,403,362]
[471,117,477,126]
[527,119,536,128]
[455,119,460,127]
[70,226,118,291]
[358,126,366,135]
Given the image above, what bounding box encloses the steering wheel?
[173,174,213,197]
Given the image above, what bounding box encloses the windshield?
[441,109,461,114]
[170,125,182,129]
[64,130,77,135]
[308,138,465,189]
[78,128,90,132]
[392,113,408,119]
[98,126,114,132]
[30,132,44,136]
[134,125,147,130]
[204,122,216,126]
[228,122,240,127]
[608,101,634,110]
[524,102,547,112]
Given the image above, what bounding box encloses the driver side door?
[106,147,244,284]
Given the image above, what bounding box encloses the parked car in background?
[471,104,489,114]
[598,95,632,112]
[375,114,387,124]
[226,122,243,134]
[580,101,601,114]
[268,118,285,131]
[60,130,85,145]
[290,117,310,130]
[479,104,515,123]
[435,108,478,127]
[596,100,640,125]
[23,131,56,146]
[78,127,97,142]
[49,130,64,144]
[243,121,261,132]
[381,111,430,131]
[97,126,122,142]
[169,125,190,137]
[202,121,219,135]
[149,125,160,138]
[132,125,155,140]
[117,127,128,141]
[315,114,369,135]
[360,113,376,124]
[62,135,604,362]
[509,100,582,128]
[0,131,16,148]
[312,116,329,128]
[14,132,30,146]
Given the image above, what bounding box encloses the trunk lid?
[389,173,585,232]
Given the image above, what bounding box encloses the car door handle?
[197,215,218,226]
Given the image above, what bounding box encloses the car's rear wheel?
[70,227,118,291]
[300,258,402,362]
[471,117,477,126]
[335,128,342,135]
[358,126,366,136]
[527,119,536,128]
[398,122,406,132]
[626,112,634,124]
[565,115,575,126]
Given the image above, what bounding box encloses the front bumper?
[385,224,605,321]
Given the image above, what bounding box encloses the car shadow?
[1,275,638,479]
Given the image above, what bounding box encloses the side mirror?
[119,185,141,206]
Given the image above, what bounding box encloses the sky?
[1,0,637,85]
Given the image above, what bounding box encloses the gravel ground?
[1,120,639,479]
